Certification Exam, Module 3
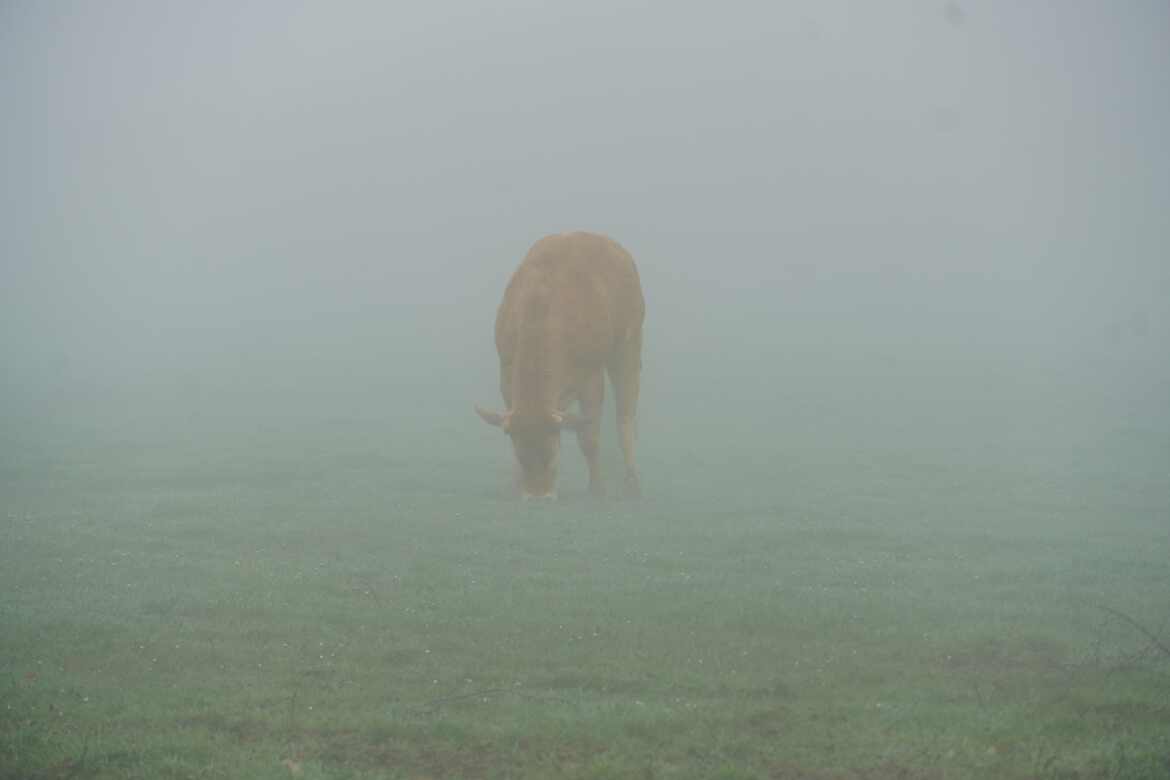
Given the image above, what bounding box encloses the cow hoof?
[622,474,641,499]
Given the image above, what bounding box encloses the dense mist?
[4,5,1170,776]
[3,1,1168,453]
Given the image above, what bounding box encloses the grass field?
[2,400,1168,779]
[5,0,1168,776]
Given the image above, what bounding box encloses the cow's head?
[476,406,587,499]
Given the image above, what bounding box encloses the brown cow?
[476,231,645,500]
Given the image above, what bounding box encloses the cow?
[476,231,645,500]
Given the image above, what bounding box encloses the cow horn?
[475,405,512,432]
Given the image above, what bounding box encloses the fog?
[5,5,1170,774]
[2,0,1167,457]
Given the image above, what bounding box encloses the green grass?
[2,413,1168,779]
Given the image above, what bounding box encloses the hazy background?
[2,0,1167,480]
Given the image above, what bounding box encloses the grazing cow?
[476,231,645,500]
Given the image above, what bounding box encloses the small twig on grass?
[1090,618,1106,668]
[970,679,986,710]
[414,688,511,710]
[287,690,298,733]
[74,725,93,774]
[413,687,577,711]
[1095,604,1170,660]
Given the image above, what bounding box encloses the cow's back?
[496,232,644,367]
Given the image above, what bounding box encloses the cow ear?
[475,405,512,432]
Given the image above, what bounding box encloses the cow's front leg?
[575,371,606,497]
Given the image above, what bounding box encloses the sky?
[1,0,1167,436]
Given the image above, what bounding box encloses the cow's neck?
[510,298,569,416]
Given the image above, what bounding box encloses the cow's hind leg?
[575,371,606,497]
[608,329,642,498]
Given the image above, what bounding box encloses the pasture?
[5,2,1169,777]
[2,400,1168,779]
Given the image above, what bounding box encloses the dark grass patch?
[941,635,1072,676]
